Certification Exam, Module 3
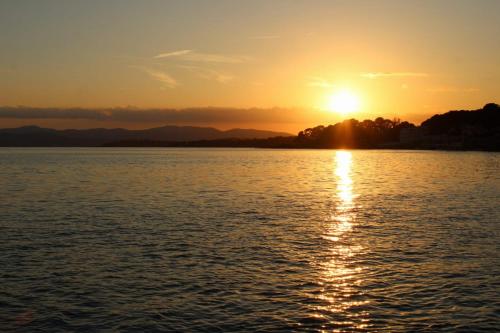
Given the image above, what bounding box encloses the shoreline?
[1,145,499,152]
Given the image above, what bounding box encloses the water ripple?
[0,148,499,332]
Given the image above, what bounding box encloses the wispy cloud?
[184,52,250,63]
[153,50,192,59]
[427,87,479,93]
[144,69,178,88]
[154,50,251,63]
[361,72,429,79]
[180,65,234,84]
[249,35,280,40]
[307,77,335,88]
[203,70,233,84]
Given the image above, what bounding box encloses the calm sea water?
[1,148,499,332]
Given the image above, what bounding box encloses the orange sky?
[1,1,499,133]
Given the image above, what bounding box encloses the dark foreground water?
[1,148,499,332]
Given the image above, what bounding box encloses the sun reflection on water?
[316,151,370,330]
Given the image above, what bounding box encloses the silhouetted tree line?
[421,103,500,135]
[415,103,500,151]
[296,118,415,148]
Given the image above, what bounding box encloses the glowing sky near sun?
[0,0,499,132]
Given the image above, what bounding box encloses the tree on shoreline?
[296,118,415,148]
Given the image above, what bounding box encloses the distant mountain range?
[0,125,292,147]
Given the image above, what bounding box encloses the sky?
[1,0,499,133]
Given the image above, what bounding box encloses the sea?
[1,148,499,332]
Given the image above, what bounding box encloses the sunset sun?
[327,90,360,115]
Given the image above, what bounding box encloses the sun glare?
[327,90,360,115]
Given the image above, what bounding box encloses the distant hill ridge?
[0,125,292,147]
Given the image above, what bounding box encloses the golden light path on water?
[317,151,370,331]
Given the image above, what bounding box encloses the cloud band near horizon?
[0,106,323,125]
